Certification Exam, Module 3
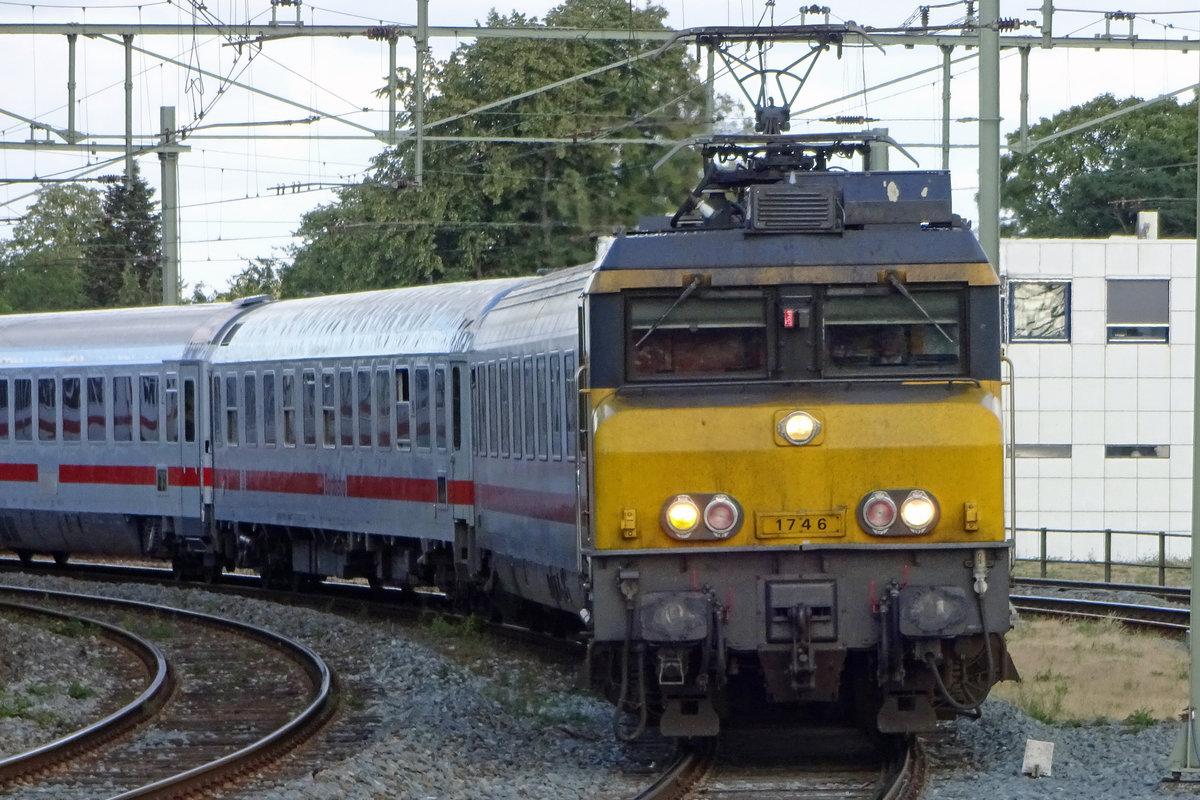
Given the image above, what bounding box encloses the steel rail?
[0,601,171,786]
[0,585,336,799]
[1011,594,1189,636]
[1015,576,1190,604]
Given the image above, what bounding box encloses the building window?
[1107,279,1168,343]
[1008,444,1072,458]
[1009,280,1070,342]
[1105,444,1169,459]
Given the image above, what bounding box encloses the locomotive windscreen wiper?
[885,272,955,344]
[634,275,704,348]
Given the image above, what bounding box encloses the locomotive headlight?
[778,411,820,446]
[860,491,897,535]
[900,490,939,534]
[664,495,700,537]
[703,495,741,538]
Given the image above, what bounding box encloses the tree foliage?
[278,0,721,297]
[0,167,163,312]
[88,163,164,306]
[1001,93,1198,237]
[0,184,103,312]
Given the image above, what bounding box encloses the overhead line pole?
[977,0,1001,267]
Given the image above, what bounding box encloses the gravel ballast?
[0,573,1192,799]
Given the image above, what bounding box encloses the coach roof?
[0,303,250,369]
[210,278,532,364]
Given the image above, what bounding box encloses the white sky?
[0,1,1196,294]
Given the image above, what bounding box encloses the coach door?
[169,362,206,538]
[428,361,471,527]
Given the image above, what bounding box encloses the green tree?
[1001,93,1198,238]
[0,184,102,312]
[210,257,284,302]
[282,0,721,296]
[89,164,163,306]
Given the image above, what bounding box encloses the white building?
[1000,213,1195,563]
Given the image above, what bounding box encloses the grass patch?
[67,683,96,700]
[482,670,591,728]
[421,614,490,661]
[993,615,1187,725]
[47,618,96,639]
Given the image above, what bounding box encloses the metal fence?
[1014,526,1191,586]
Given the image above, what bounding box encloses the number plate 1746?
[756,512,844,538]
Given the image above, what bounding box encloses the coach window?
[184,378,195,444]
[211,376,222,446]
[244,374,258,447]
[375,367,393,448]
[550,354,563,460]
[394,367,410,448]
[282,372,296,447]
[470,367,480,456]
[415,367,432,451]
[302,370,316,446]
[565,353,577,461]
[262,373,276,447]
[0,378,8,439]
[224,375,238,446]
[37,376,57,441]
[13,379,32,441]
[165,376,179,444]
[452,366,463,451]
[435,367,448,451]
[823,289,963,376]
[140,375,161,443]
[356,369,372,447]
[523,357,535,458]
[484,363,498,457]
[510,360,523,458]
[87,377,105,441]
[339,370,354,447]
[536,356,548,459]
[628,291,768,381]
[113,376,133,442]
[497,364,509,457]
[322,371,336,447]
[63,377,81,442]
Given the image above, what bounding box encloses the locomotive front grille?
[749,184,842,233]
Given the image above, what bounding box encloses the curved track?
[0,585,335,799]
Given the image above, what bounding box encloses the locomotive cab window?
[822,288,965,377]
[627,291,767,381]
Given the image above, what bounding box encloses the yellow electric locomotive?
[580,133,1017,738]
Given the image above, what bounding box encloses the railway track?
[0,585,335,799]
[633,732,923,800]
[1011,593,1189,636]
[1015,576,1189,605]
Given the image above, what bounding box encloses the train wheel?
[52,552,69,566]
[201,563,222,585]
[15,550,33,565]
